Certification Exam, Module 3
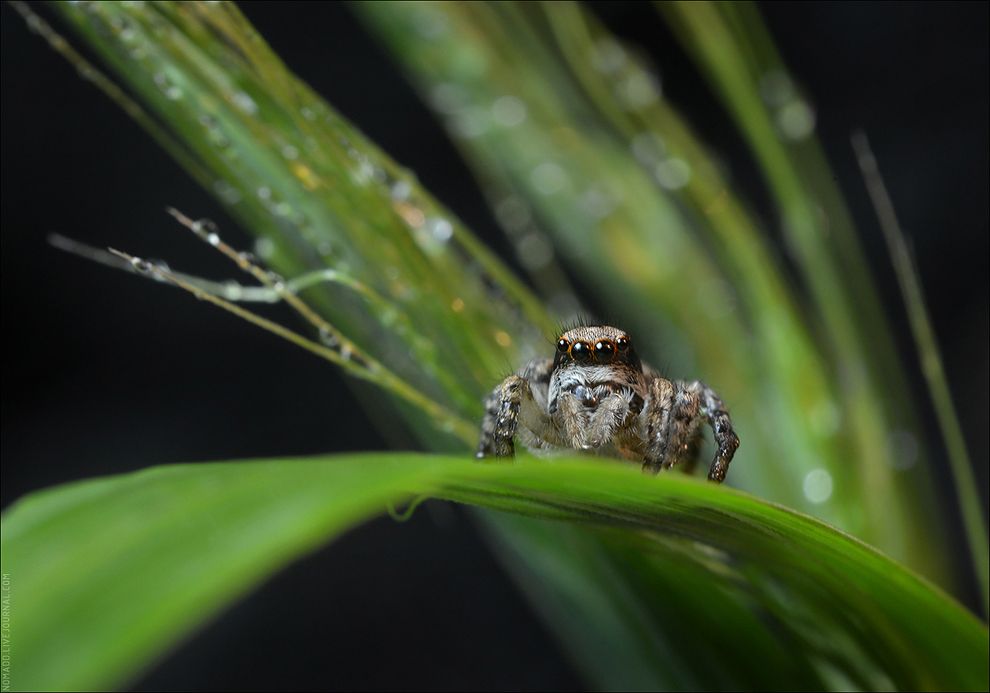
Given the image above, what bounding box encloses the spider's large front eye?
[570,341,591,362]
[556,338,569,353]
[594,340,615,360]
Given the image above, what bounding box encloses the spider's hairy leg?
[554,392,588,449]
[477,358,555,458]
[585,393,633,449]
[681,380,740,483]
[643,377,690,474]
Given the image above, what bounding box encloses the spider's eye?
[594,340,615,359]
[556,338,569,353]
[616,336,630,351]
[570,341,591,362]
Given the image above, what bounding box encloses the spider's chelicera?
[476,325,740,482]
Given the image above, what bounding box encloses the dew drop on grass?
[631,132,667,166]
[318,326,338,349]
[430,82,469,114]
[495,196,531,231]
[427,217,453,243]
[617,70,661,110]
[776,100,816,141]
[516,233,553,270]
[254,237,275,260]
[655,158,691,190]
[803,468,833,504]
[152,71,183,100]
[450,107,490,139]
[222,280,243,301]
[887,430,919,470]
[531,162,568,195]
[492,95,526,127]
[231,91,258,115]
[580,187,614,220]
[592,39,626,74]
[412,7,449,40]
[213,180,241,205]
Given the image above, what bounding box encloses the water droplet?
[256,186,272,201]
[494,330,512,348]
[281,144,299,160]
[222,279,243,301]
[451,297,465,312]
[412,8,448,39]
[129,256,153,273]
[353,158,376,184]
[450,107,490,139]
[231,91,258,115]
[776,100,816,141]
[492,95,526,127]
[617,70,660,110]
[759,70,795,108]
[254,237,275,260]
[153,71,182,100]
[319,326,339,348]
[430,83,469,114]
[390,180,412,201]
[213,180,241,204]
[592,39,626,74]
[802,468,833,504]
[654,158,691,190]
[274,201,293,217]
[580,187,613,220]
[516,233,553,270]
[394,201,425,228]
[887,430,919,470]
[494,196,531,231]
[531,162,568,195]
[631,132,667,166]
[427,217,453,243]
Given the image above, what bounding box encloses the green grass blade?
[851,131,989,616]
[2,454,987,691]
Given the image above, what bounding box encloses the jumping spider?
[476,325,740,482]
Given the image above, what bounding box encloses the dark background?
[2,2,987,690]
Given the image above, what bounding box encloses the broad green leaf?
[2,454,987,692]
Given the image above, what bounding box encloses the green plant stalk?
[851,131,989,617]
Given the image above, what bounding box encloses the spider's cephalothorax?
[476,325,740,482]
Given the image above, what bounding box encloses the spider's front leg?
[642,378,739,482]
[476,359,555,458]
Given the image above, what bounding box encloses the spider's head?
[552,325,642,373]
